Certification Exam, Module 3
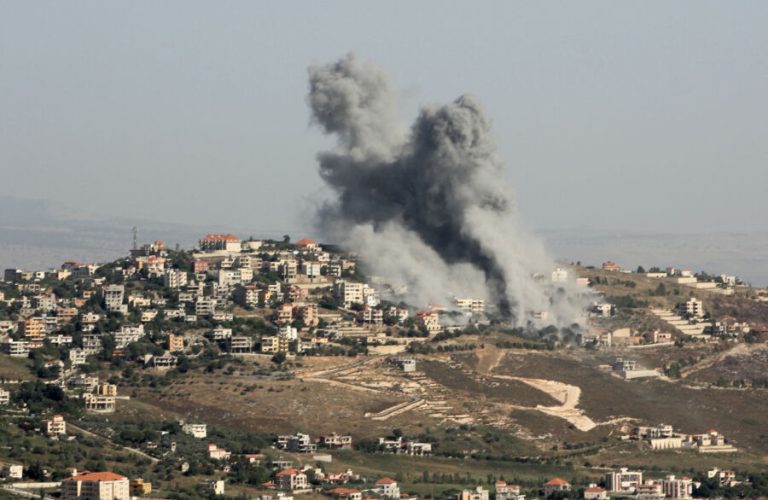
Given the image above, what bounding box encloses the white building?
[374,477,400,499]
[182,423,207,439]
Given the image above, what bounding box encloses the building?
[129,478,152,496]
[61,471,130,500]
[606,468,643,494]
[494,481,523,500]
[0,389,10,405]
[320,433,353,449]
[635,481,665,500]
[661,475,693,499]
[1,463,23,479]
[168,334,185,353]
[182,423,207,439]
[103,285,126,313]
[276,468,308,491]
[416,310,441,334]
[230,336,254,354]
[542,478,570,497]
[459,486,489,500]
[678,298,704,319]
[208,443,231,460]
[374,477,400,499]
[584,485,608,500]
[84,393,116,413]
[551,268,569,282]
[602,261,620,271]
[327,487,362,500]
[199,233,241,252]
[42,414,66,436]
[455,298,485,314]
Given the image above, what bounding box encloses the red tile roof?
[201,233,239,242]
[585,486,606,493]
[276,468,300,477]
[66,471,127,482]
[376,477,397,485]
[544,478,569,487]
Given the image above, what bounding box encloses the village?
[0,233,766,499]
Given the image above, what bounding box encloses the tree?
[271,352,286,365]
[636,265,646,273]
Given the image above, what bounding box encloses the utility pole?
[132,226,138,251]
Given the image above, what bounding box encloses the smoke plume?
[308,53,589,327]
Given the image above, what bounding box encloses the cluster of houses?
[626,424,738,453]
[275,432,353,453]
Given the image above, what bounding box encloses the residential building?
[103,285,126,313]
[208,443,231,460]
[459,486,489,500]
[84,392,116,413]
[583,484,608,500]
[62,471,130,500]
[661,475,693,499]
[374,477,400,499]
[678,298,704,319]
[551,268,569,282]
[182,423,207,439]
[455,298,485,314]
[602,261,620,271]
[276,468,308,491]
[230,336,253,354]
[195,297,217,316]
[130,478,152,496]
[606,468,643,494]
[164,269,188,289]
[42,414,66,436]
[494,481,523,500]
[327,487,362,500]
[542,478,570,497]
[168,334,185,353]
[0,389,9,405]
[320,433,353,449]
[1,463,23,479]
[199,234,241,252]
[416,310,441,334]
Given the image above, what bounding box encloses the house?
[277,433,317,453]
[602,261,620,271]
[583,484,608,499]
[1,463,23,479]
[168,334,185,353]
[0,389,10,405]
[374,477,400,499]
[61,471,130,500]
[707,468,738,487]
[208,443,231,460]
[459,486,489,500]
[635,481,665,500]
[276,468,308,491]
[182,423,207,439]
[199,233,241,252]
[551,268,569,283]
[542,478,570,497]
[230,336,254,354]
[415,310,441,334]
[84,393,116,413]
[320,433,353,449]
[661,475,693,499]
[678,298,704,319]
[494,481,523,500]
[199,480,226,496]
[42,414,66,436]
[327,487,362,500]
[129,478,152,496]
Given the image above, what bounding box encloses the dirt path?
[680,343,764,378]
[491,374,597,431]
[475,345,505,375]
[68,422,159,463]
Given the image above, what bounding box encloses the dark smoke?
[308,53,588,326]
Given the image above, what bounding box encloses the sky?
[1,1,768,235]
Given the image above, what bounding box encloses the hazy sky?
[2,1,767,235]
